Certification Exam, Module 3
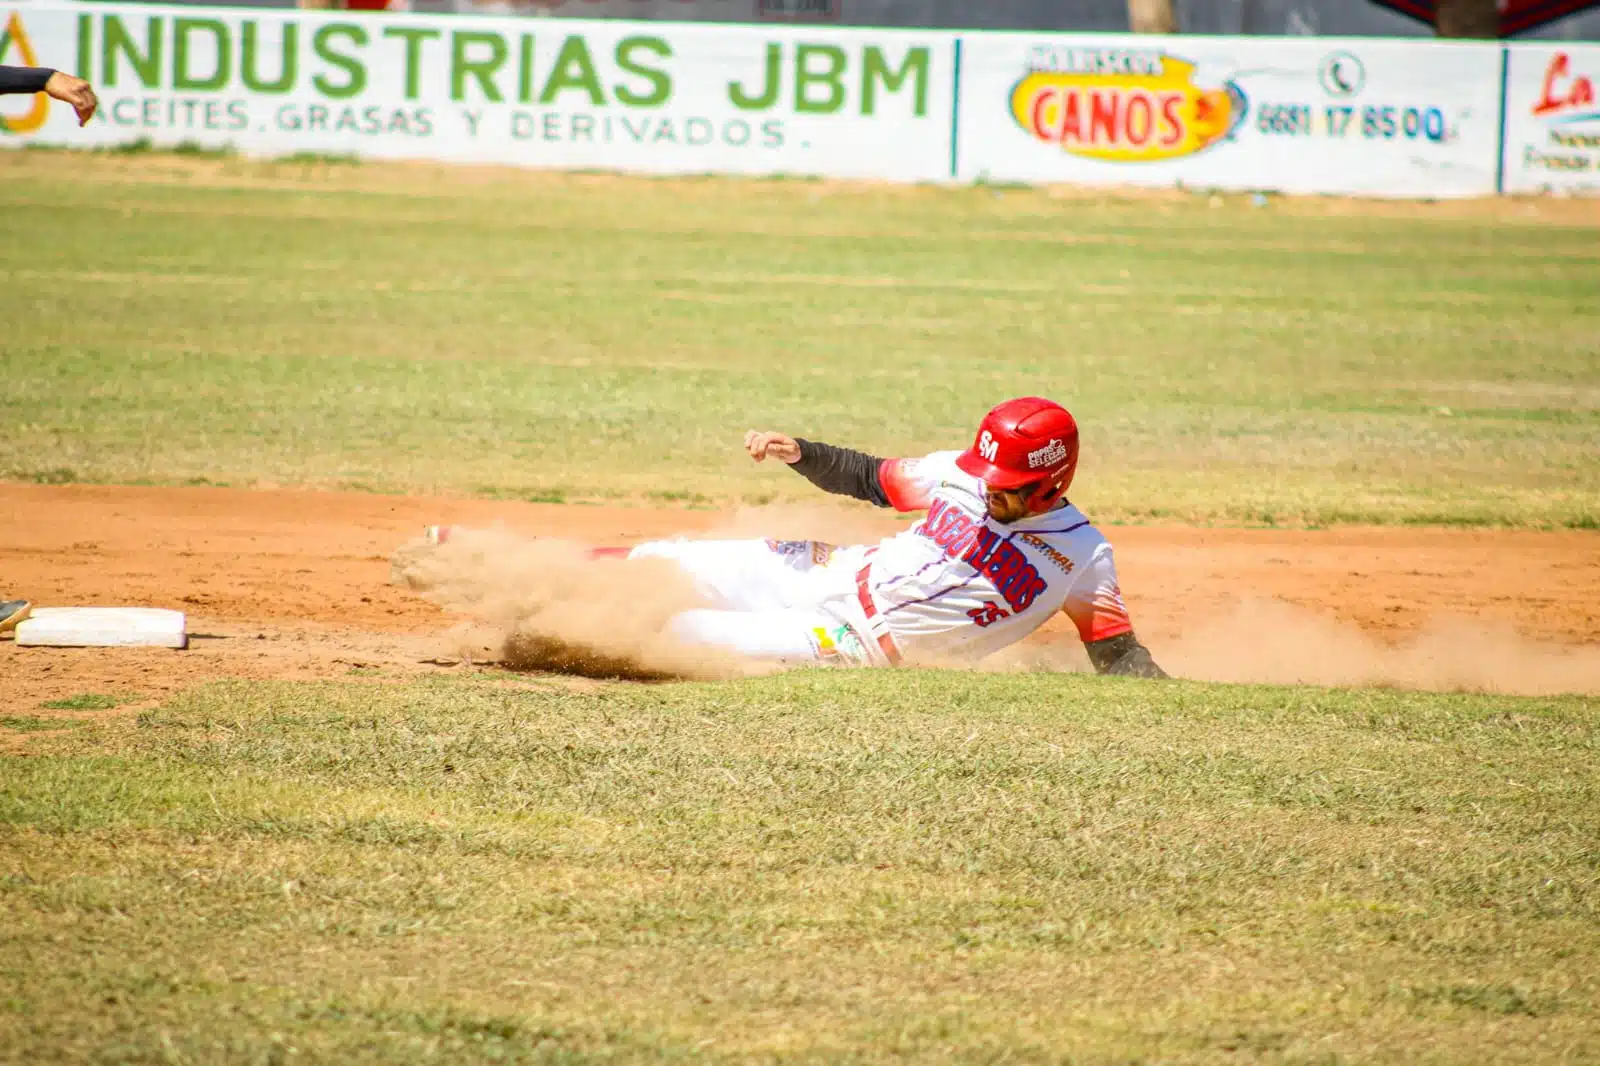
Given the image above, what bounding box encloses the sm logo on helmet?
[978,430,999,462]
[0,13,49,135]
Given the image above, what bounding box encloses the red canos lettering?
[1159,93,1185,146]
[1089,89,1119,144]
[1125,92,1154,146]
[1059,89,1085,143]
[1030,88,1058,139]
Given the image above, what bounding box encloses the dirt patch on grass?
[1,483,1596,721]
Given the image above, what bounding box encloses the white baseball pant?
[628,538,881,667]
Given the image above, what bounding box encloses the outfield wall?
[2,2,1597,197]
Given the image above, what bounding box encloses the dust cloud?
[390,525,754,681]
[388,503,897,681]
[1154,598,1600,697]
[391,514,1599,696]
[981,598,1600,696]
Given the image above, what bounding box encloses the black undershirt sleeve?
[1084,631,1170,679]
[0,66,55,95]
[789,438,891,508]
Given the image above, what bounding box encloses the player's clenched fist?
[744,430,802,464]
[45,72,98,126]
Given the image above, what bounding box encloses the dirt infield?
[2,483,1597,714]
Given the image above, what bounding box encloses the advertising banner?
[7,5,1590,200]
[953,34,1503,197]
[1502,45,1600,195]
[0,2,955,181]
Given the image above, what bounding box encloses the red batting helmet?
[955,397,1080,515]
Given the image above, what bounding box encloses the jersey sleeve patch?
[1061,545,1133,644]
[879,458,933,512]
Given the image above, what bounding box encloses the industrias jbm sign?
[0,2,956,181]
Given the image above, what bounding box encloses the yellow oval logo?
[1011,55,1245,163]
[0,13,50,136]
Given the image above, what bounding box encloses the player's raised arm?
[743,430,907,509]
[0,66,99,125]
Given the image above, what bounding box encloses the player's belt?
[854,558,903,667]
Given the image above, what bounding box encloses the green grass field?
[4,673,1597,1063]
[1,151,1596,526]
[2,152,1598,1063]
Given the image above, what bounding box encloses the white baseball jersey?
[863,450,1133,663]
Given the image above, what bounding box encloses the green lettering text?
[76,13,91,80]
[383,26,438,100]
[517,33,534,104]
[614,36,671,108]
[241,22,296,94]
[173,18,230,92]
[862,46,928,117]
[451,30,506,103]
[728,43,780,111]
[794,44,846,114]
[101,15,162,90]
[312,23,366,99]
[539,36,604,106]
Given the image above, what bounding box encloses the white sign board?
[7,5,1594,200]
[953,34,1503,198]
[0,3,956,182]
[1502,44,1600,196]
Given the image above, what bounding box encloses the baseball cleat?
[0,599,33,637]
[423,525,454,545]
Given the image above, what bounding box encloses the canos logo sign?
[1011,47,1245,163]
[0,12,49,135]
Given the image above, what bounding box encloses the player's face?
[985,483,1035,524]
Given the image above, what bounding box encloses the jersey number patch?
[966,602,1010,628]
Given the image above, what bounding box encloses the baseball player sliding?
[606,396,1167,676]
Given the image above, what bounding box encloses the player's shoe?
[423,525,454,545]
[0,599,32,637]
